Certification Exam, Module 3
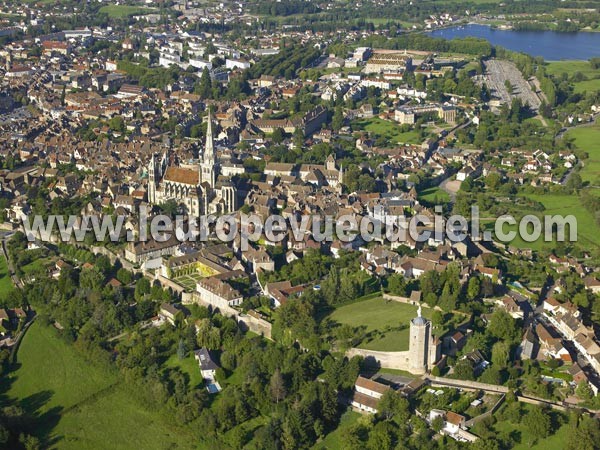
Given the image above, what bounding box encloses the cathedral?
[147,111,237,217]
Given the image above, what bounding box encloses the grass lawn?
[546,61,600,93]
[3,322,197,449]
[494,417,568,450]
[164,353,204,389]
[527,193,599,248]
[489,193,600,250]
[99,5,154,18]
[567,124,600,184]
[418,186,450,204]
[352,117,422,145]
[314,410,362,450]
[328,297,436,351]
[0,254,14,298]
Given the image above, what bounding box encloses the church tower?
[200,110,216,189]
[326,154,336,171]
[148,154,156,204]
[409,304,430,375]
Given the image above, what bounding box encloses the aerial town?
[0,0,599,449]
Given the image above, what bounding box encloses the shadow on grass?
[0,383,63,448]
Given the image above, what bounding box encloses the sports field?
[3,323,197,449]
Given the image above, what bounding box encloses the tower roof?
[412,304,427,326]
[204,109,215,163]
[412,316,427,326]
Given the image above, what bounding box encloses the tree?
[332,106,344,131]
[567,415,600,450]
[109,115,125,133]
[116,268,133,285]
[467,276,481,301]
[196,319,221,349]
[270,368,287,404]
[378,390,409,423]
[431,415,445,433]
[567,173,583,192]
[19,434,40,450]
[271,127,285,144]
[177,339,187,360]
[368,421,394,450]
[197,67,212,98]
[134,277,151,301]
[523,406,551,444]
[491,341,510,367]
[576,380,593,400]
[431,310,444,328]
[79,267,104,291]
[488,310,520,343]
[453,358,475,380]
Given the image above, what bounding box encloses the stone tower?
[326,154,336,171]
[408,305,430,374]
[200,109,216,189]
[148,153,156,204]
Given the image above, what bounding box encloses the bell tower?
[200,109,216,189]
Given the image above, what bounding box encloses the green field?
[314,410,362,450]
[567,124,600,184]
[164,353,204,389]
[418,186,451,204]
[546,61,600,93]
[328,297,434,351]
[99,5,154,18]
[494,416,568,449]
[3,323,196,449]
[491,193,600,250]
[0,254,14,298]
[352,117,422,145]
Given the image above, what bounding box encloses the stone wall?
[346,347,423,374]
[426,375,509,394]
[188,292,272,340]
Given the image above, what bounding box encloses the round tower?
[408,305,430,374]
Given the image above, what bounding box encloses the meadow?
[418,186,451,205]
[494,410,569,450]
[488,193,600,250]
[0,254,14,298]
[352,117,422,145]
[3,323,197,449]
[546,61,600,94]
[314,410,362,450]
[567,123,600,184]
[99,5,154,18]
[328,296,434,351]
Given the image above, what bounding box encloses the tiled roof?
[163,167,199,185]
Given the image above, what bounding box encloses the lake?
[428,24,600,61]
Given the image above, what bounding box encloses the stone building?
[147,110,237,217]
[409,305,441,374]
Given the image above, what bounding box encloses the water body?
[428,24,600,61]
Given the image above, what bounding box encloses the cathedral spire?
[200,109,216,189]
[204,109,215,164]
